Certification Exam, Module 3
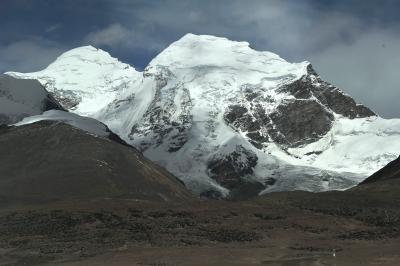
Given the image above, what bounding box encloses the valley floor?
[1,182,400,266]
[62,244,400,266]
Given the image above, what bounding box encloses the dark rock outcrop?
[224,64,375,150]
[224,103,270,149]
[280,65,375,119]
[200,189,224,200]
[269,99,334,147]
[207,145,265,197]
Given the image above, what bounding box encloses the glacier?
[7,33,400,198]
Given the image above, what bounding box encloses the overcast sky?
[1,0,399,117]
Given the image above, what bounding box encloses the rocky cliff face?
[7,34,400,198]
[129,66,193,153]
[224,64,375,150]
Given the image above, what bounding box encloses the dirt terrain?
[1,179,399,266]
[0,121,399,265]
[0,122,192,205]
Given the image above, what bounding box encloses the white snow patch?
[15,110,110,137]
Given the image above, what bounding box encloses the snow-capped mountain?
[8,34,400,198]
[8,46,141,116]
[0,74,64,124]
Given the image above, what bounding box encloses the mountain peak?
[53,45,100,59]
[148,33,307,75]
[178,33,251,47]
[5,34,395,198]
[47,45,130,69]
[7,45,140,116]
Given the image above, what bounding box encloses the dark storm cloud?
[0,0,399,117]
